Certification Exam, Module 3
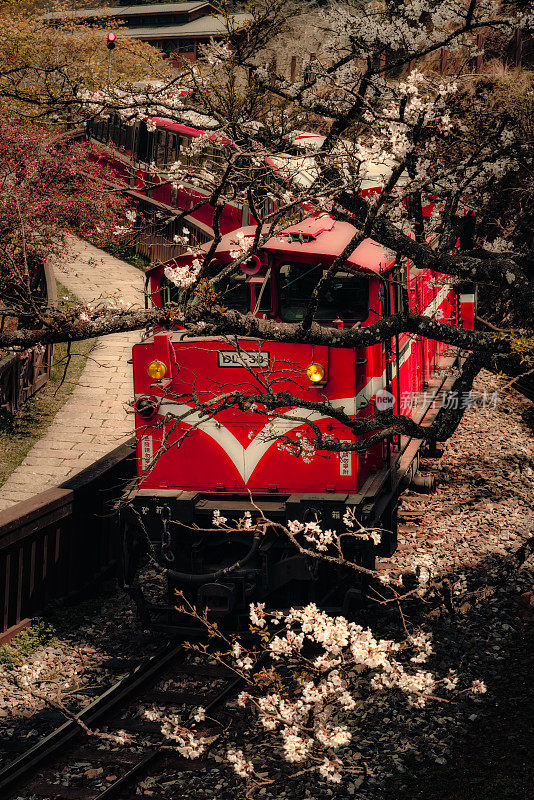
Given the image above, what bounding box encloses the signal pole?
[107,32,116,87]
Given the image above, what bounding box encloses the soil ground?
[390,624,534,800]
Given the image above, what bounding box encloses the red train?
[122,212,475,628]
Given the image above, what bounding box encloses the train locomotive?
[122,213,475,630]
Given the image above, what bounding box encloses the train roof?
[149,116,213,139]
[288,131,326,150]
[207,216,393,275]
[149,116,233,146]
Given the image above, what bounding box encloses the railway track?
[0,638,245,800]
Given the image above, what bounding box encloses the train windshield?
[199,264,251,312]
[213,272,251,312]
[278,263,369,323]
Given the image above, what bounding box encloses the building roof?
[123,13,250,39]
[43,2,213,21]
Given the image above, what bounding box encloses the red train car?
[86,115,268,238]
[123,215,474,627]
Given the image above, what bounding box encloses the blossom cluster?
[226,748,254,778]
[164,255,203,288]
[228,602,448,782]
[144,707,207,759]
[287,519,336,552]
[210,594,491,786]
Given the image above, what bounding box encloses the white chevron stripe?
[157,397,355,482]
[421,284,452,319]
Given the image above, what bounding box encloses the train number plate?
[218,351,269,368]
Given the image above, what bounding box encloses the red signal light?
[107,32,116,49]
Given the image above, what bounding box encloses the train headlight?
[306,363,326,383]
[147,360,167,380]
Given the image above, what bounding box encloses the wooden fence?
[0,261,57,414]
[0,441,135,643]
[0,346,53,415]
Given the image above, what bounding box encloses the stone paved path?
[0,236,144,511]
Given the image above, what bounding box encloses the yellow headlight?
[147,360,167,380]
[306,363,325,383]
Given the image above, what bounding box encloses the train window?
[206,266,251,313]
[108,116,116,145]
[119,121,128,150]
[181,136,192,167]
[252,273,272,314]
[131,123,139,155]
[160,273,182,306]
[161,264,251,312]
[114,119,121,148]
[187,139,203,169]
[278,263,369,323]
[113,117,123,148]
[123,124,132,153]
[209,144,221,168]
[168,133,179,164]
[137,122,151,163]
[155,131,168,166]
[112,116,122,147]
[164,132,171,165]
[215,274,250,313]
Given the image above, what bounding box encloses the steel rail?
[0,638,184,798]
[93,750,160,800]
[3,640,258,800]
[87,670,247,800]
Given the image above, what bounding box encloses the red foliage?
[0,120,129,307]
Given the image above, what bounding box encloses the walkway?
[0,236,144,511]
